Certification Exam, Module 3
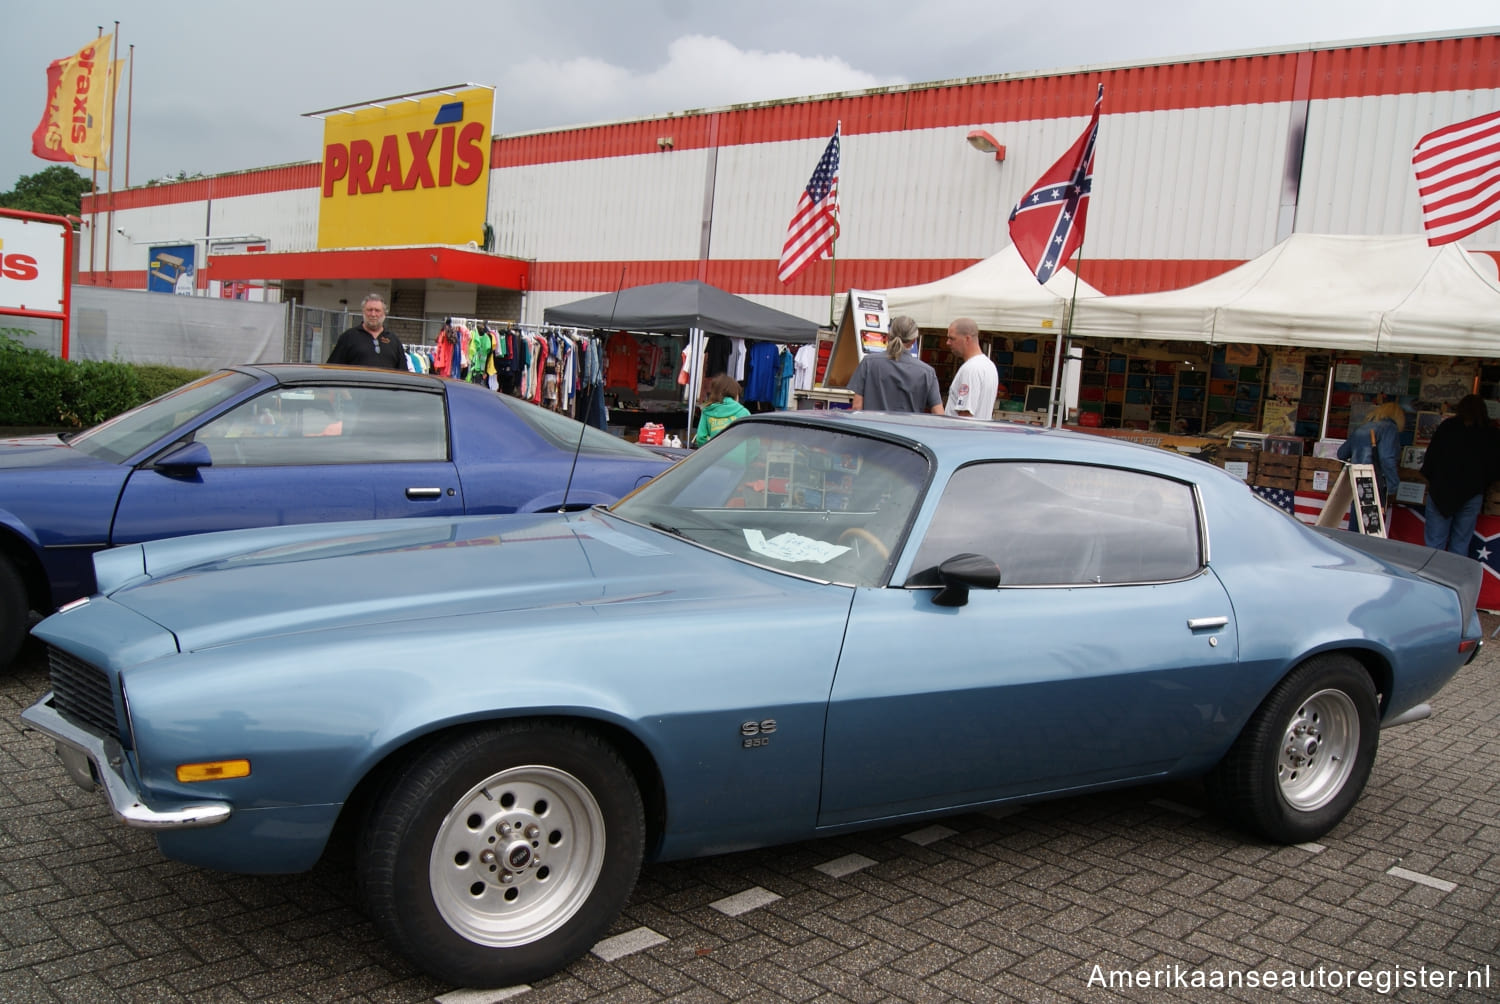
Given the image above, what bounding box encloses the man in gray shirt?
[848,315,944,414]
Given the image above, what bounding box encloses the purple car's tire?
[0,558,27,670]
[1207,654,1379,844]
[358,722,645,988]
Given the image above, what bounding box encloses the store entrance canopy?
[1068,234,1500,356]
[543,280,819,343]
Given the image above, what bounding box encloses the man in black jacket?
[326,293,409,370]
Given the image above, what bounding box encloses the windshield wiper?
[649,521,686,538]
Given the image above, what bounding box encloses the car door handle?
[1187,616,1228,630]
[405,487,443,500]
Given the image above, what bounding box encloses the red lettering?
[454,121,485,185]
[347,139,375,195]
[75,74,89,96]
[1,253,40,281]
[404,130,436,188]
[438,125,455,187]
[372,134,407,192]
[71,124,87,143]
[322,143,348,198]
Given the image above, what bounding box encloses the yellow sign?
[317,86,493,249]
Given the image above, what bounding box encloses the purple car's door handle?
[405,487,443,500]
[1187,616,1229,630]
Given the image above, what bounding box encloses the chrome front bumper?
[21,691,231,830]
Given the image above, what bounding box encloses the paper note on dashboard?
[744,529,850,563]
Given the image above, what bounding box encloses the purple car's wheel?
[0,558,27,670]
[359,723,645,988]
[1206,654,1379,844]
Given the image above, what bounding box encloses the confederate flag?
[1008,84,1103,284]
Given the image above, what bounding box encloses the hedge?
[0,336,207,428]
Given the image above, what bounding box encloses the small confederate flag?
[777,123,841,284]
[1412,108,1500,245]
[1008,84,1102,284]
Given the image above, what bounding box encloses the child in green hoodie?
[694,373,751,447]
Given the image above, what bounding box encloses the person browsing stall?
[1336,401,1404,508]
[943,317,998,419]
[326,293,410,370]
[848,315,945,414]
[694,373,751,447]
[1420,394,1500,554]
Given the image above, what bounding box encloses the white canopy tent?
[874,243,1104,333]
[1068,234,1500,356]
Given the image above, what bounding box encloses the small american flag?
[1412,108,1500,246]
[1293,489,1350,530]
[777,123,841,284]
[1008,83,1102,284]
[1252,486,1295,514]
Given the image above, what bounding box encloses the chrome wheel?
[429,764,606,948]
[1277,688,1359,812]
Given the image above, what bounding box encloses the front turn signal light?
[176,759,251,783]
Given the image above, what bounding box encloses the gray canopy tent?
[544,280,820,433]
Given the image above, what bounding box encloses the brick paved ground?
[3,621,1496,1003]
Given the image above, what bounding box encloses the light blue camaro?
[22,412,1483,988]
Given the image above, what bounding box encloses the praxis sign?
[317,86,494,249]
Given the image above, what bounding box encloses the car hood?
[92,509,806,653]
[0,434,110,470]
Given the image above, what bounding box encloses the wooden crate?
[1300,456,1343,477]
[1257,453,1301,477]
[1254,473,1298,490]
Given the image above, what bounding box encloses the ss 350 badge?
[740,719,776,748]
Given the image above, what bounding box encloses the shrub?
[0,337,207,428]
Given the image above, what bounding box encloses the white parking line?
[436,985,531,1003]
[1296,842,1326,853]
[1387,866,1457,892]
[902,824,957,846]
[816,853,876,878]
[710,886,783,916]
[591,926,668,961]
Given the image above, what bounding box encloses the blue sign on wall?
[147,244,196,294]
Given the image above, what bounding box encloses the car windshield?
[503,394,665,459]
[69,370,258,463]
[611,420,930,587]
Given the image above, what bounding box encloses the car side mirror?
[154,440,213,474]
[932,552,1002,608]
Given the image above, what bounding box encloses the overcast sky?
[2,1,1495,191]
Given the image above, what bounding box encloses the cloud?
[498,35,903,131]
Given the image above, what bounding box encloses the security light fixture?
[966,129,1006,162]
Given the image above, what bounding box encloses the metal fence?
[285,305,435,364]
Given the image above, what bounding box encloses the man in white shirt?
[943,317,998,419]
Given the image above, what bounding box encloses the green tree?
[0,165,92,218]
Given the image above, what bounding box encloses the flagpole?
[125,43,134,188]
[105,21,120,285]
[828,241,837,328]
[1050,248,1084,427]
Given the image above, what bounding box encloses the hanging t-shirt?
[744,341,780,403]
[605,332,641,389]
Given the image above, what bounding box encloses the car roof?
[739,410,1226,484]
[231,363,453,392]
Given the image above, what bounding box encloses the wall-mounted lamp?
[965,129,1006,162]
[657,136,674,150]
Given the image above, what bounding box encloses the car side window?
[905,462,1202,587]
[196,386,448,466]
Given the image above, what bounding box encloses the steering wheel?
[837,526,890,561]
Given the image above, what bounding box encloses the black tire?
[358,722,645,988]
[1206,654,1379,844]
[0,557,28,670]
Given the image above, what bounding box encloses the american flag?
[1412,108,1500,246]
[1252,486,1351,529]
[777,123,841,284]
[1008,84,1102,284]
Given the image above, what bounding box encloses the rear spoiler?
[1311,527,1482,628]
